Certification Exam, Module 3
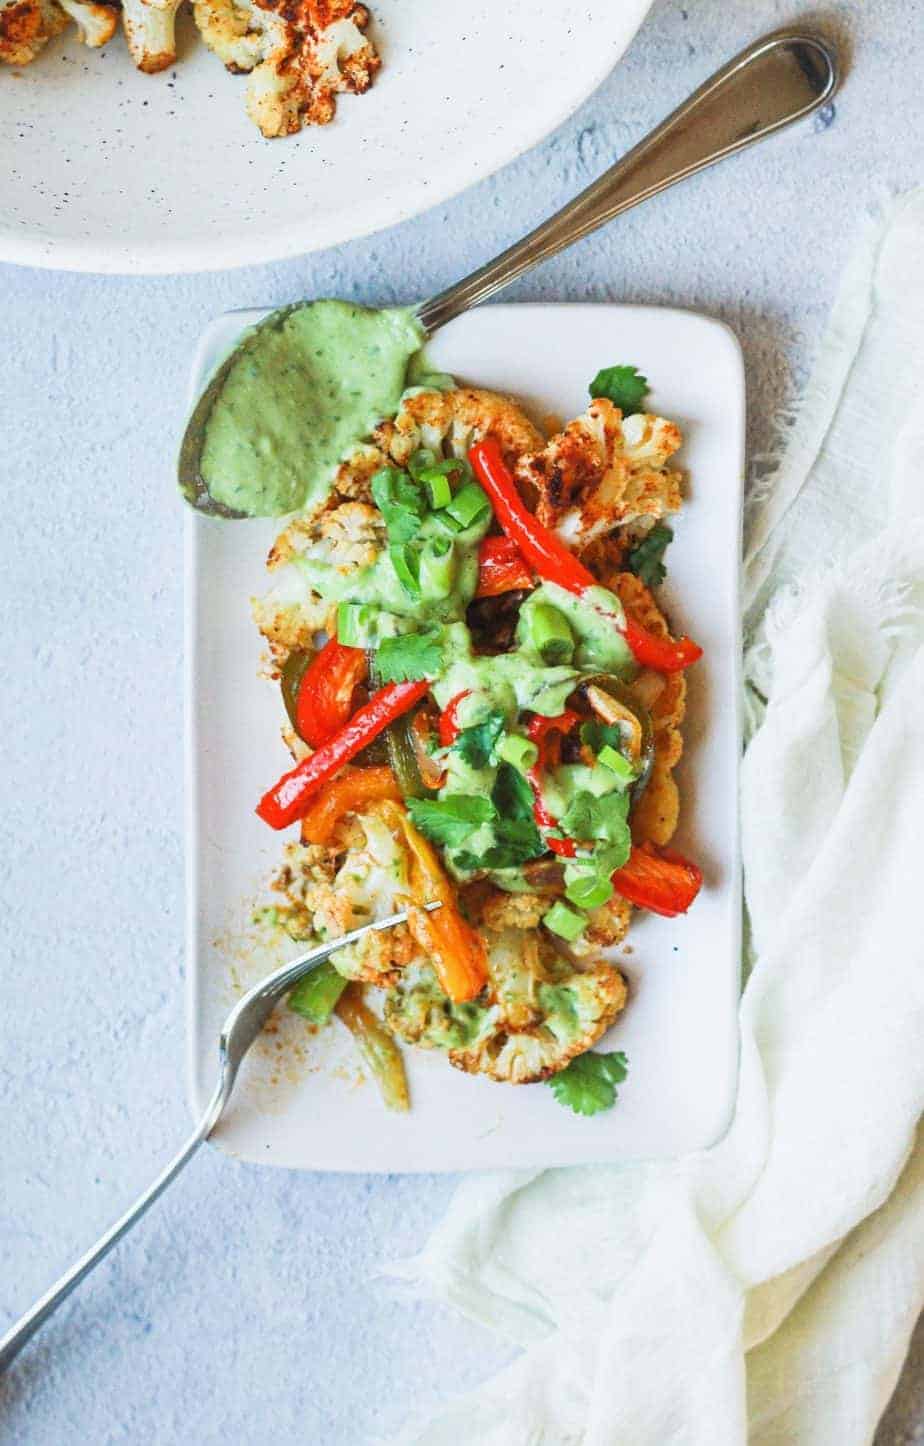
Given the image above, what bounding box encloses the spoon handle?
[0,908,437,1371]
[0,1085,223,1373]
[417,29,835,335]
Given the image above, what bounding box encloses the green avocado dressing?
[426,601,637,888]
[200,301,425,517]
[291,513,482,625]
[517,582,636,676]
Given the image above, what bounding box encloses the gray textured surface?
[1,1,921,1442]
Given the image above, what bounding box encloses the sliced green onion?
[565,873,614,910]
[434,510,464,534]
[543,900,588,942]
[288,960,348,1025]
[390,543,421,599]
[423,457,467,477]
[336,601,376,648]
[421,471,453,509]
[526,603,574,665]
[495,733,539,773]
[337,602,406,647]
[443,482,491,530]
[598,745,637,782]
[419,537,456,598]
[407,448,437,480]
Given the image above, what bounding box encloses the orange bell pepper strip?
[611,843,703,917]
[298,767,401,846]
[378,800,488,1003]
[469,437,702,673]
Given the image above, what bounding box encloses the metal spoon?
[178,27,837,513]
[0,903,439,1371]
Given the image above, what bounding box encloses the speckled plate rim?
[1,2,652,275]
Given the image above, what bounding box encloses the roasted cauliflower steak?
[271,806,420,987]
[333,386,545,503]
[516,397,683,552]
[385,928,628,1084]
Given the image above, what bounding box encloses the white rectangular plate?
[186,303,744,1172]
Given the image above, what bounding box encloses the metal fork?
[0,904,438,1371]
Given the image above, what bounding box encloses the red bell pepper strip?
[619,617,703,675]
[611,843,703,917]
[475,536,535,598]
[257,679,431,830]
[469,438,702,673]
[526,710,581,766]
[525,711,581,858]
[438,690,471,748]
[295,637,367,748]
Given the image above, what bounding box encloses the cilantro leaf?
[453,766,544,870]
[491,762,535,822]
[560,788,631,847]
[588,365,649,416]
[579,720,624,756]
[626,524,673,589]
[375,631,443,684]
[454,713,505,769]
[548,1051,629,1116]
[371,467,428,546]
[405,795,496,848]
[476,818,545,869]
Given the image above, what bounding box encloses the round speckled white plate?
[2,1,652,275]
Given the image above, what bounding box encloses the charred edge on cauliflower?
[385,928,628,1085]
[333,387,545,503]
[1,0,68,64]
[515,397,683,553]
[193,0,380,139]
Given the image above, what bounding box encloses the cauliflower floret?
[57,0,116,44]
[191,0,263,69]
[194,0,380,140]
[479,890,548,934]
[251,566,334,659]
[516,398,683,552]
[1,0,68,64]
[385,928,628,1084]
[567,896,634,960]
[334,388,544,502]
[269,500,384,573]
[253,500,384,658]
[121,0,182,70]
[272,809,419,986]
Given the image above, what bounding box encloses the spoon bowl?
[177,29,836,515]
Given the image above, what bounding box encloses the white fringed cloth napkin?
[389,189,924,1446]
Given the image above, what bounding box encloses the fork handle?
[416,30,835,335]
[0,1085,223,1372]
